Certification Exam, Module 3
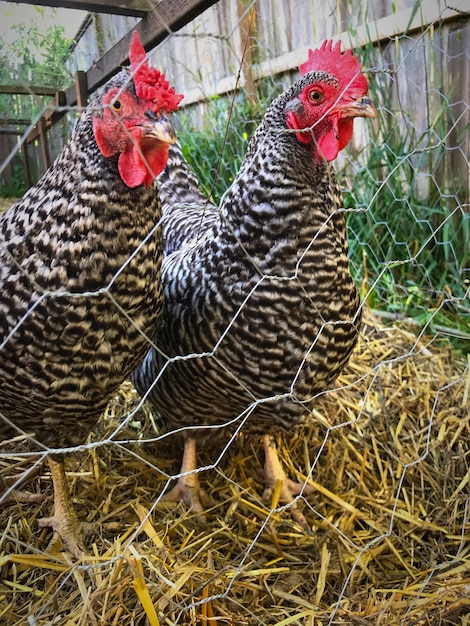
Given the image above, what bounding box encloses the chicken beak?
[143,115,177,144]
[341,96,378,119]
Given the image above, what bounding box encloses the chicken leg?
[38,457,88,558]
[162,436,213,524]
[261,434,314,530]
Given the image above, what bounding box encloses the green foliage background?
[0,11,73,197]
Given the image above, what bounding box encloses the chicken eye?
[111,100,122,111]
[308,90,324,104]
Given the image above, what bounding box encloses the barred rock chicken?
[0,32,182,556]
[132,41,377,526]
[156,141,217,256]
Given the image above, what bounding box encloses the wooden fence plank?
[0,85,60,96]
[0,0,150,18]
[63,0,221,106]
[180,0,468,106]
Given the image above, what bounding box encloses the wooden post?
[237,0,258,108]
[21,141,32,189]
[75,71,88,108]
[38,117,51,172]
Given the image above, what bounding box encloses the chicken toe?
[261,434,314,530]
[38,457,88,558]
[162,436,214,524]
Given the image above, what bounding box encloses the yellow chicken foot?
[162,436,213,524]
[38,457,89,558]
[261,434,314,530]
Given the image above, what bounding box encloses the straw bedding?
[1,308,469,625]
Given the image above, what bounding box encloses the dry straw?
[1,305,469,625]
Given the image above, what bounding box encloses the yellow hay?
[1,312,469,625]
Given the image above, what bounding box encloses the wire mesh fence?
[0,0,469,624]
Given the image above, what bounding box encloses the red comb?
[129,31,183,113]
[299,39,368,91]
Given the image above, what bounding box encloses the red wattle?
[118,146,147,188]
[118,143,169,188]
[317,130,340,161]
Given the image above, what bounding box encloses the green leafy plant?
[0,17,74,195]
[341,42,469,351]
